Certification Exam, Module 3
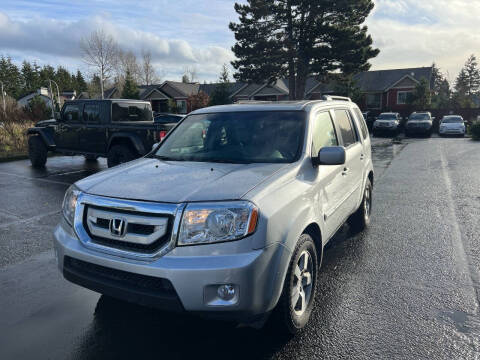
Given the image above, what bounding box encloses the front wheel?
[273,234,318,334]
[348,178,373,233]
[28,136,48,168]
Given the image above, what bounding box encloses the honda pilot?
[54,97,374,333]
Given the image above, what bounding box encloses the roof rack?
[235,100,270,104]
[322,95,352,102]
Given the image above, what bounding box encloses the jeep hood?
[36,119,57,126]
[76,158,287,203]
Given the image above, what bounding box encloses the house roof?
[353,66,433,92]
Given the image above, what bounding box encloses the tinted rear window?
[112,102,153,122]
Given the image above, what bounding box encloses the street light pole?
[0,81,5,116]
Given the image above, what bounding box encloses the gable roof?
[353,66,433,92]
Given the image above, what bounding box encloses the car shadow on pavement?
[73,224,368,360]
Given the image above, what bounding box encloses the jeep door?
[79,102,106,154]
[54,103,82,150]
[311,110,348,238]
[332,109,364,217]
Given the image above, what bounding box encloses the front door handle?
[342,167,349,176]
[360,154,365,161]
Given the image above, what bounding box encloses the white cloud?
[369,0,480,82]
[0,11,234,81]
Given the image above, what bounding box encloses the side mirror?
[312,146,346,166]
[54,112,61,120]
[152,142,159,150]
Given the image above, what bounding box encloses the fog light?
[217,284,236,301]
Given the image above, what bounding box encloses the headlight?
[62,185,81,226]
[178,201,258,246]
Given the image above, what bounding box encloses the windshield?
[153,111,305,164]
[409,113,430,121]
[442,116,463,123]
[377,114,397,120]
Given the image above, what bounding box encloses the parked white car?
[439,115,465,137]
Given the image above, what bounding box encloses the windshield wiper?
[152,155,185,161]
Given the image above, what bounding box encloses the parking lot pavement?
[1,138,479,359]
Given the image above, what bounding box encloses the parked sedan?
[405,112,433,137]
[372,112,401,136]
[439,115,465,137]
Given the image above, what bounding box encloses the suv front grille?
[83,205,173,254]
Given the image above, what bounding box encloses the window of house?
[176,100,187,114]
[63,104,80,122]
[366,93,382,109]
[312,112,338,155]
[83,103,100,123]
[397,91,413,105]
[334,109,358,147]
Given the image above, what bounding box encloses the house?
[97,66,434,114]
[353,66,433,112]
[17,87,53,108]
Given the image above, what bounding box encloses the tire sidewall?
[282,234,318,332]
[28,136,47,167]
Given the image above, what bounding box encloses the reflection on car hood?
[36,119,57,126]
[407,120,432,124]
[75,158,287,202]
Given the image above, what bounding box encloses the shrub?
[470,121,480,141]
[0,98,33,157]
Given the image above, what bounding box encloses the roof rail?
[235,100,270,104]
[322,95,352,102]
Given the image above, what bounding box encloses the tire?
[107,145,136,168]
[348,178,373,233]
[273,233,318,335]
[84,154,99,162]
[28,136,48,168]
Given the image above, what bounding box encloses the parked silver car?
[372,112,402,136]
[54,98,374,333]
[439,115,465,137]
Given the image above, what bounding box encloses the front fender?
[27,127,55,149]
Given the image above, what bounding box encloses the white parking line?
[0,171,71,186]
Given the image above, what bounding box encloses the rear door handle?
[342,167,349,176]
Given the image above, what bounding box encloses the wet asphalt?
[0,136,479,359]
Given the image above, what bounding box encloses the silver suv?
[54,98,374,333]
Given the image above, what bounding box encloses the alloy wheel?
[291,250,314,316]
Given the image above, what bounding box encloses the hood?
[441,122,464,127]
[76,158,287,203]
[407,120,432,125]
[375,119,396,123]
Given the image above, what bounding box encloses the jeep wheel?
[107,145,136,167]
[348,178,373,233]
[273,233,318,334]
[28,136,48,168]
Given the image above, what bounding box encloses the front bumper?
[54,219,289,320]
[439,128,465,135]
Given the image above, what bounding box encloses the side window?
[84,104,100,123]
[334,109,357,147]
[353,108,369,140]
[312,112,338,155]
[63,105,80,123]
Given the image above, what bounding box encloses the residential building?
[17,87,53,108]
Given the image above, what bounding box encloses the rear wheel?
[28,136,48,168]
[273,234,318,335]
[348,178,373,233]
[107,145,136,168]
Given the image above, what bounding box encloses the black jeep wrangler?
[27,99,176,168]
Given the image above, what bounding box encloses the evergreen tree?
[454,55,480,108]
[430,63,451,109]
[121,70,139,99]
[209,64,232,106]
[229,0,379,100]
[54,66,73,91]
[0,56,22,98]
[75,70,88,93]
[408,78,431,110]
[21,61,41,95]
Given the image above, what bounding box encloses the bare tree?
[118,49,141,82]
[141,49,159,85]
[182,66,198,83]
[80,29,118,99]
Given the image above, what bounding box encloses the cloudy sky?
[0,0,479,83]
